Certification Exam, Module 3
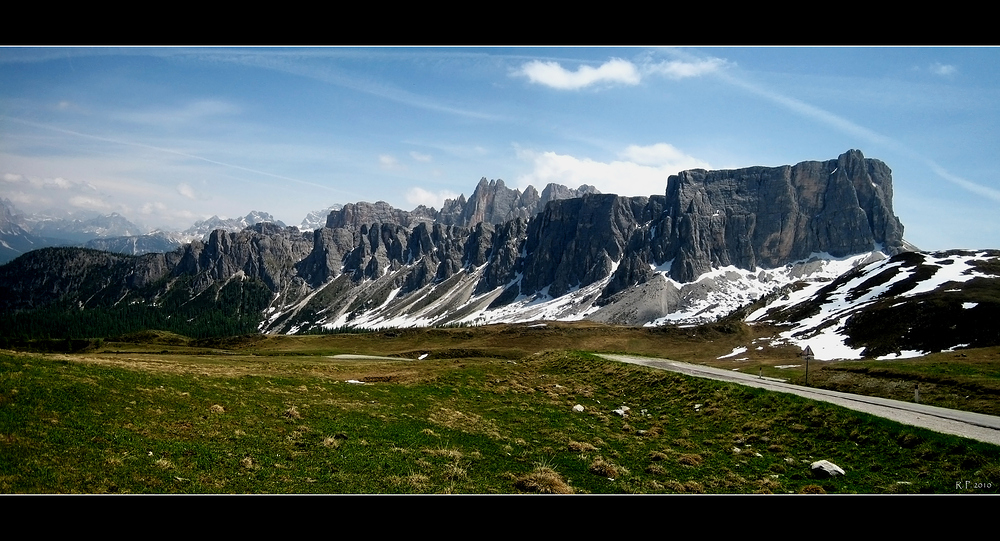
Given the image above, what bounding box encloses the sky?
[1,46,998,250]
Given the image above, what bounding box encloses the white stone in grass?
[573,404,585,412]
[811,460,846,478]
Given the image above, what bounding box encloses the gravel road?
[597,354,1000,446]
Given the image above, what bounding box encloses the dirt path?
[597,354,1000,446]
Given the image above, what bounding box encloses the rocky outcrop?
[538,182,599,208]
[519,194,648,298]
[325,201,436,231]
[171,222,314,292]
[654,149,904,282]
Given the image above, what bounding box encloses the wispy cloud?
[379,154,401,170]
[115,99,241,127]
[409,151,432,162]
[0,171,96,192]
[926,161,1000,202]
[215,51,503,121]
[141,201,167,215]
[68,195,110,210]
[177,183,196,199]
[643,58,729,79]
[929,62,957,76]
[717,70,1000,203]
[2,116,339,193]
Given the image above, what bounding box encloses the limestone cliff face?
[171,223,314,292]
[519,194,648,298]
[656,149,904,282]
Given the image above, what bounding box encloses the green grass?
[795,348,1000,416]
[2,346,998,494]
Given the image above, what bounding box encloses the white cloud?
[406,187,459,209]
[930,62,957,76]
[516,58,640,90]
[516,144,711,197]
[2,173,24,183]
[177,183,196,199]
[409,151,432,162]
[379,154,401,169]
[69,195,110,210]
[141,202,167,215]
[3,192,45,207]
[51,177,72,189]
[644,58,728,79]
[619,143,710,168]
[515,56,729,90]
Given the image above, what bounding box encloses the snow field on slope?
[767,251,997,361]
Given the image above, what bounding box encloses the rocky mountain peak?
[659,149,904,283]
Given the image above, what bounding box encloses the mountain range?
[0,180,599,264]
[2,150,997,358]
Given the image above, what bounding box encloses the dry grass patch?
[444,463,467,480]
[756,476,782,494]
[677,453,703,467]
[567,440,598,452]
[321,436,340,448]
[649,450,670,461]
[589,457,626,478]
[390,473,431,491]
[646,463,666,475]
[428,407,501,439]
[514,467,574,494]
[673,438,695,449]
[423,447,463,460]
[663,480,686,493]
[283,405,301,419]
[683,480,705,493]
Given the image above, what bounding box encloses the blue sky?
[1,46,997,250]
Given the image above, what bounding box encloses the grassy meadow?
[2,323,999,494]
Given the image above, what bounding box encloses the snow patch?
[876,350,925,360]
[718,346,748,359]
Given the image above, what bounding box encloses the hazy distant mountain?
[180,211,287,242]
[83,231,184,255]
[300,205,343,232]
[26,211,145,244]
[0,199,55,264]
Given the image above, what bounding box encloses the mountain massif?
[10,149,987,360]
